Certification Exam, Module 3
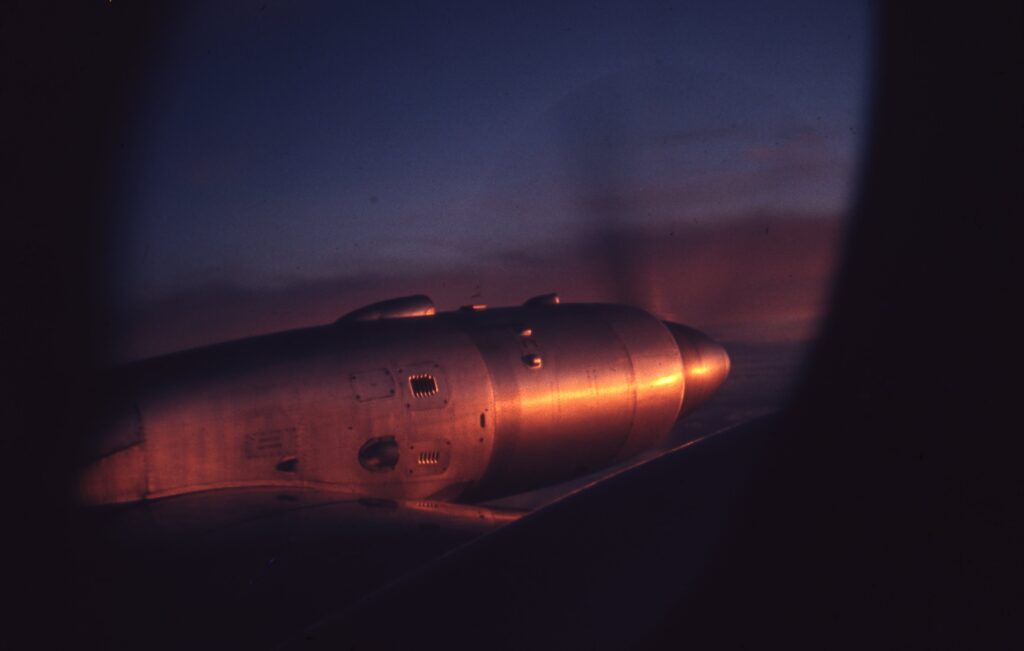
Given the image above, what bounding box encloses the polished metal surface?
[664,321,732,416]
[337,294,436,322]
[79,297,729,505]
[460,304,688,499]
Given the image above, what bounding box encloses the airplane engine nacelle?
[79,298,728,505]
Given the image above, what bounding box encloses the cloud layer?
[107,212,842,363]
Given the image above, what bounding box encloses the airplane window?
[19,2,878,648]
[105,0,869,486]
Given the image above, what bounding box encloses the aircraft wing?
[75,488,523,649]
[280,419,765,649]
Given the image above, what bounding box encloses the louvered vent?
[407,439,450,475]
[409,373,439,397]
[417,450,441,466]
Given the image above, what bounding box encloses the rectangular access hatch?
[350,368,397,401]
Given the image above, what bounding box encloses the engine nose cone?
[663,322,731,416]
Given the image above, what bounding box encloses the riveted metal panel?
[350,369,396,402]
[461,305,651,498]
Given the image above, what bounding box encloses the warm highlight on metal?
[80,295,729,505]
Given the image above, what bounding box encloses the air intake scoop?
[338,295,436,322]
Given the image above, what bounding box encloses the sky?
[109,0,871,360]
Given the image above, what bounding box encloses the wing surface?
[285,421,764,649]
[75,488,523,649]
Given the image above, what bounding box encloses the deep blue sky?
[114,0,870,308]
